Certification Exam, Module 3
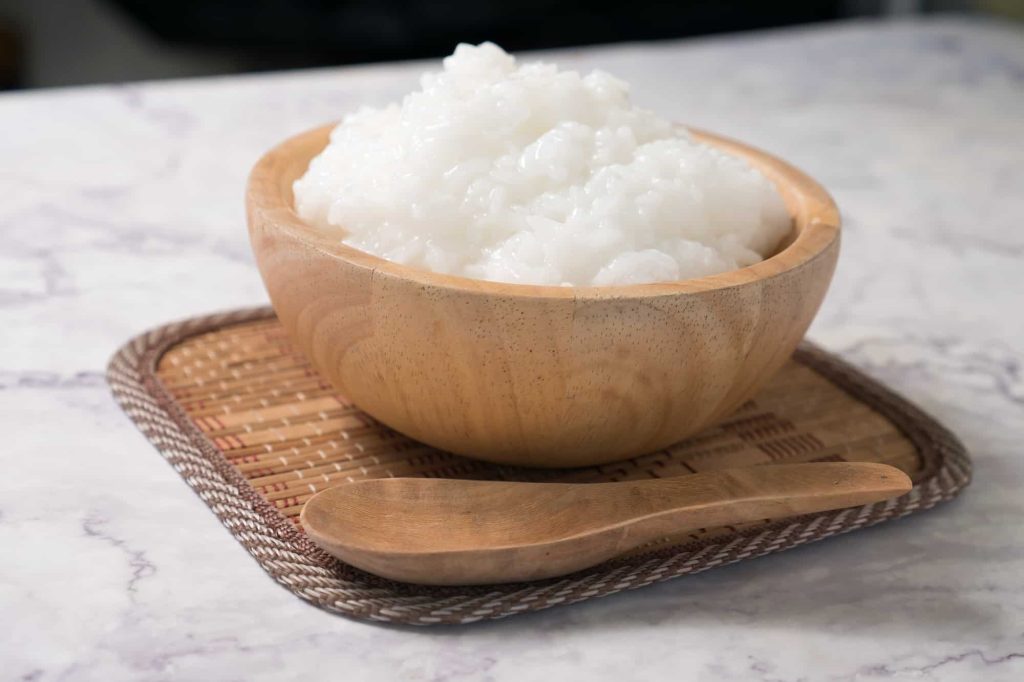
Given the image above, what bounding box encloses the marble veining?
[1,16,1022,681]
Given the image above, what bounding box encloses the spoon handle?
[610,458,909,522]
[593,462,911,542]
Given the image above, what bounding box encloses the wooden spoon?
[301,462,911,585]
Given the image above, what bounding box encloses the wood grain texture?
[246,124,840,467]
[300,462,910,584]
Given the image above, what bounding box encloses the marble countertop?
[2,16,1022,681]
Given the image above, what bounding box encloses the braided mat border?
[107,307,972,625]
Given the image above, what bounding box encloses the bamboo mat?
[108,307,971,625]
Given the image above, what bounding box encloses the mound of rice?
[293,42,790,286]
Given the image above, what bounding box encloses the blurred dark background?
[0,0,1019,90]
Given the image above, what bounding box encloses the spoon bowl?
[301,462,911,585]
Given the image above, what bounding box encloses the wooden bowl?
[246,124,839,468]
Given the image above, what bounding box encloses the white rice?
[294,43,791,286]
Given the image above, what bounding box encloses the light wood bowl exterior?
[246,124,839,468]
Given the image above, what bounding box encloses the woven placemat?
[107,307,971,625]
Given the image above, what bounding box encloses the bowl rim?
[247,123,839,300]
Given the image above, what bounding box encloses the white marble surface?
[2,16,1023,681]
